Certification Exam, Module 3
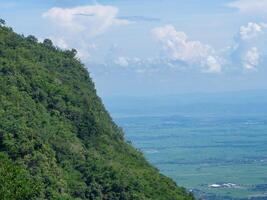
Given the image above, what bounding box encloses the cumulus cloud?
[206,56,221,73]
[111,56,174,74]
[151,25,221,73]
[230,22,267,70]
[47,36,97,61]
[114,57,129,67]
[42,4,267,75]
[228,0,267,13]
[243,47,260,70]
[43,5,131,37]
[76,49,91,61]
[239,22,263,40]
[50,37,69,49]
[42,4,130,62]
[109,23,267,74]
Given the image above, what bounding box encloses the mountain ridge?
[0,20,194,200]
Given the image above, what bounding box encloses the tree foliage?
[0,22,195,200]
[0,18,5,26]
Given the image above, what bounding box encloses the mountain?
[0,21,194,200]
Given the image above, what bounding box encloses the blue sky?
[2,0,267,96]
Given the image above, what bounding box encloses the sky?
[1,0,267,97]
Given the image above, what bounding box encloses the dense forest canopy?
[0,20,194,200]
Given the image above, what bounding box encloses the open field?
[114,113,267,199]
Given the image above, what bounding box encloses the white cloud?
[229,22,267,70]
[111,56,174,74]
[243,47,260,70]
[239,22,263,40]
[43,5,131,37]
[42,5,131,63]
[206,56,221,73]
[45,36,97,61]
[228,0,267,13]
[151,25,221,73]
[114,57,129,67]
[50,37,69,49]
[42,5,267,75]
[76,49,91,61]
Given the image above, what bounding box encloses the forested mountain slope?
[0,21,194,200]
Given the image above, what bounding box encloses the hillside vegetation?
[0,20,194,200]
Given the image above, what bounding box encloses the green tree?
[26,35,38,43]
[0,18,5,26]
[0,153,40,200]
[43,38,53,48]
